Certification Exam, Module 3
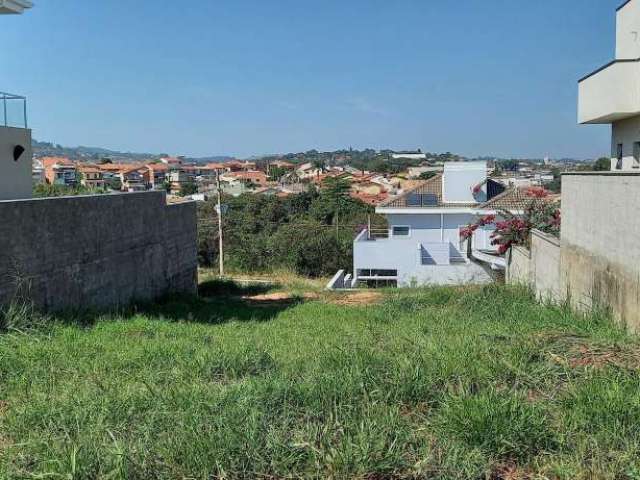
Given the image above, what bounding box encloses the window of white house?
[392,226,410,237]
[633,142,640,168]
[616,143,623,170]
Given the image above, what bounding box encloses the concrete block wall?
[530,230,563,302]
[507,231,562,302]
[507,173,640,332]
[0,191,198,311]
[561,173,640,332]
[507,246,531,285]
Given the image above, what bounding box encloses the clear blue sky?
[1,0,619,159]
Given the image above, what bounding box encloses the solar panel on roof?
[407,193,422,207]
[422,194,438,206]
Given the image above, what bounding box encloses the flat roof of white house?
[0,0,33,14]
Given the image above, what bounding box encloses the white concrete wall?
[616,0,640,60]
[611,116,640,169]
[0,126,32,201]
[442,161,487,203]
[353,235,491,287]
[506,232,562,302]
[530,230,563,302]
[385,213,480,252]
[560,173,640,331]
[578,61,640,124]
[507,246,531,285]
[561,173,640,276]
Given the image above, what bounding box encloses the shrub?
[460,188,560,254]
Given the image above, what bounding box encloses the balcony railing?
[1,91,27,128]
[354,228,390,241]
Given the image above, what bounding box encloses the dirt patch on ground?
[542,334,640,370]
[566,344,640,369]
[326,291,384,306]
[490,463,535,480]
[241,291,319,306]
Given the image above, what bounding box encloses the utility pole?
[216,170,224,277]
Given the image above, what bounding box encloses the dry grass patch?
[542,333,640,370]
[325,291,384,306]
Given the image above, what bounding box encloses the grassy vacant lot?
[1,276,640,479]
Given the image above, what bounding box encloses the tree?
[460,187,560,254]
[107,176,122,191]
[497,159,519,172]
[195,184,383,277]
[418,171,436,180]
[546,167,562,194]
[268,166,288,182]
[180,181,198,197]
[593,157,611,171]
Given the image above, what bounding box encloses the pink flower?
[479,214,496,226]
[526,186,549,198]
[497,242,512,255]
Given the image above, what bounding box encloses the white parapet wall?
[0,126,32,201]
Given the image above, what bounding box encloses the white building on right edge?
[0,0,33,201]
[578,0,640,170]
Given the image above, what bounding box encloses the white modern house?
[0,1,33,200]
[578,0,640,170]
[329,162,533,288]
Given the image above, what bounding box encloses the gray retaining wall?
[507,172,640,332]
[0,191,198,311]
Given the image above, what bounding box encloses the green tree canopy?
[593,157,611,171]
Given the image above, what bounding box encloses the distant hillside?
[31,139,234,164]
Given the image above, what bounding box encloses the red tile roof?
[146,163,169,171]
[350,191,389,206]
[41,156,74,168]
[206,162,227,170]
[228,171,267,181]
[77,164,102,174]
[381,174,557,212]
[380,174,466,208]
[479,186,560,211]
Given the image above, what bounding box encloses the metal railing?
[1,91,27,128]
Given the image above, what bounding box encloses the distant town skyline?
[2,0,618,159]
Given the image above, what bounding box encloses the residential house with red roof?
[224,170,268,187]
[145,163,169,190]
[77,164,105,189]
[225,160,256,172]
[42,157,77,187]
[119,166,148,192]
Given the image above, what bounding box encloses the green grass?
[1,281,640,479]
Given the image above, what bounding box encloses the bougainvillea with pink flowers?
[460,187,560,255]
